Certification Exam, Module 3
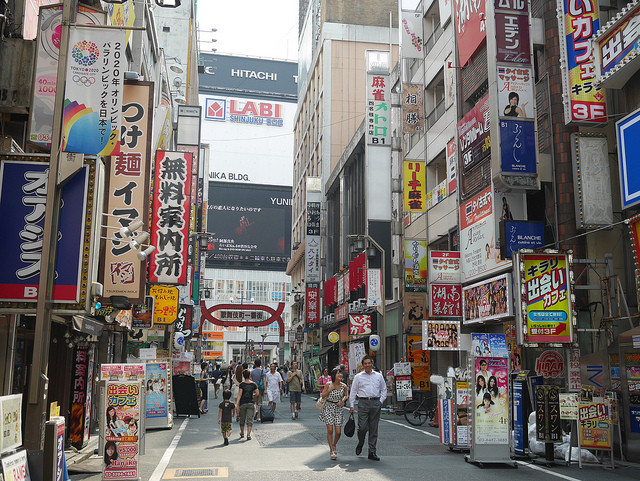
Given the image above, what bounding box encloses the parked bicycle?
[403,396,437,426]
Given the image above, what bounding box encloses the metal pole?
[24,0,77,450]
[365,235,386,378]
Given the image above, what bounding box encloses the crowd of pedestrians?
[200,357,387,462]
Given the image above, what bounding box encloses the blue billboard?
[500,220,545,258]
[500,119,537,175]
[617,107,640,209]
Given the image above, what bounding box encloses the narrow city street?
[68,394,640,481]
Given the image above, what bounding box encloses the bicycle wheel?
[404,400,428,426]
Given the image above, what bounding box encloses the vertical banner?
[30,5,104,147]
[404,161,426,211]
[401,11,424,59]
[348,342,367,380]
[62,26,124,155]
[102,82,153,303]
[305,283,320,327]
[104,381,141,480]
[557,0,606,123]
[473,357,509,445]
[439,399,454,444]
[366,57,391,145]
[457,94,491,173]
[446,139,457,193]
[521,253,574,344]
[366,268,383,307]
[305,198,321,283]
[512,377,525,455]
[456,381,469,446]
[69,344,91,448]
[405,239,428,292]
[402,84,424,133]
[407,335,431,390]
[149,151,192,284]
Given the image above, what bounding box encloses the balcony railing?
[423,23,443,55]
[426,98,446,129]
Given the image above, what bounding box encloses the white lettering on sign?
[230,69,278,81]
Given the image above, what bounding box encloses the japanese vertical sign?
[349,314,372,336]
[401,11,424,59]
[149,151,192,284]
[535,385,562,442]
[521,253,574,344]
[69,345,93,449]
[62,26,124,155]
[102,82,153,303]
[404,161,426,212]
[430,284,462,318]
[366,269,383,307]
[305,283,320,327]
[402,84,424,133]
[104,381,141,480]
[30,5,104,147]
[453,0,486,67]
[593,5,640,84]
[405,239,428,292]
[446,139,457,193]
[557,0,606,123]
[366,61,390,145]
[0,160,90,304]
[473,357,509,445]
[149,285,179,325]
[457,94,491,172]
[305,196,321,283]
[407,335,431,390]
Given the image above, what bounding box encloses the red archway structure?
[199,301,286,364]
[199,302,285,335]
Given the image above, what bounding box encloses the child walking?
[218,390,236,445]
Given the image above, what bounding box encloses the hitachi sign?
[229,100,282,118]
[230,69,278,81]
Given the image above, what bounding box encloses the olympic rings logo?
[73,75,96,87]
[71,40,99,67]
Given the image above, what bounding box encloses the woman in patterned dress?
[319,367,349,460]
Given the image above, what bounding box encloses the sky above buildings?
[197,0,299,61]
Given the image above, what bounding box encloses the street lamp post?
[348,234,386,378]
[230,293,253,361]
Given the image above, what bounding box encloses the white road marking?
[383,418,439,438]
[516,460,583,481]
[149,417,190,481]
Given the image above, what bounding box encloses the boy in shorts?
[218,390,236,445]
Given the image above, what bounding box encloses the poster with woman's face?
[473,357,509,445]
[104,381,141,480]
[498,66,534,120]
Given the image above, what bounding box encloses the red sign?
[349,314,372,336]
[430,284,462,317]
[149,151,192,284]
[495,13,531,64]
[535,350,565,378]
[324,277,337,306]
[453,0,486,67]
[335,303,348,322]
[306,286,320,327]
[349,253,366,290]
[457,94,491,172]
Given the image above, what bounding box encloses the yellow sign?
[328,332,340,343]
[407,335,431,390]
[578,401,611,449]
[50,401,60,419]
[150,285,179,325]
[404,161,426,212]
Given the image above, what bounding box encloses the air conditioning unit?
[349,301,358,312]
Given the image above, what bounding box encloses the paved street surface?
[69,393,640,481]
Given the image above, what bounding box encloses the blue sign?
[617,108,640,209]
[630,407,640,434]
[500,120,537,174]
[502,220,544,258]
[513,380,525,455]
[441,399,453,444]
[0,161,88,302]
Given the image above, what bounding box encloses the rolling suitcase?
[260,404,274,423]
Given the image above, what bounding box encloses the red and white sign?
[446,139,457,193]
[305,285,320,327]
[349,314,372,336]
[149,151,192,284]
[349,253,366,290]
[335,303,348,322]
[535,350,565,378]
[453,0,487,68]
[430,284,462,317]
[429,251,461,283]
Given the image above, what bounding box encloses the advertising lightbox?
[206,182,291,271]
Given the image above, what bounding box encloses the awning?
[285,244,305,275]
[72,315,104,337]
[316,345,335,357]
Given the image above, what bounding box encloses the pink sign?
[453,0,487,67]
[430,284,462,317]
[457,94,491,171]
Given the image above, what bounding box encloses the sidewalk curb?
[65,436,99,466]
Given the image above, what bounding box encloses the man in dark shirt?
[212,364,222,398]
[250,359,267,421]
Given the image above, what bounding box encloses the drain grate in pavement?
[163,467,228,479]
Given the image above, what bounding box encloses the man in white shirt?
[349,355,387,461]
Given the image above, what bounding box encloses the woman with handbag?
[318,368,349,460]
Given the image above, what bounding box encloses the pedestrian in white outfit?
[265,363,283,411]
